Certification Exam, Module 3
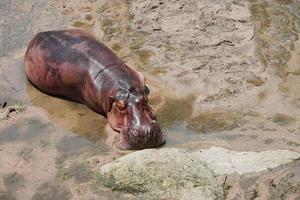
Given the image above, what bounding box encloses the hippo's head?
[107,77,165,150]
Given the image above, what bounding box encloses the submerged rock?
[100,148,225,200]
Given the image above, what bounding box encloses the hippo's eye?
[115,100,127,111]
[116,88,129,100]
[144,85,150,95]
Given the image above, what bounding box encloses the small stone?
[152,26,161,31]
[247,78,265,86]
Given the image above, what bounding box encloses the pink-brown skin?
[24,29,165,150]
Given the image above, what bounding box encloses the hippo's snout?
[118,122,165,150]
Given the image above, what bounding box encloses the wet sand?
[0,0,300,199]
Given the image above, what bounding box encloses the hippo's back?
[24,30,124,102]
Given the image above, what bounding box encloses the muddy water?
[27,83,108,142]
[1,0,300,199]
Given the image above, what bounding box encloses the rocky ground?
[0,0,300,199]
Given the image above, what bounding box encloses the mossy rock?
[100,148,225,200]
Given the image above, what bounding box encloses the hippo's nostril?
[132,129,139,137]
[147,126,151,135]
[151,120,157,124]
[150,129,156,141]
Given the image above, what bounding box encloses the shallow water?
[27,84,108,142]
[1,0,300,199]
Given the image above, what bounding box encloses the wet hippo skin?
[24,29,165,150]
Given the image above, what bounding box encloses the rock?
[195,147,300,175]
[100,148,225,200]
[227,160,300,200]
[100,147,300,199]
[0,106,26,120]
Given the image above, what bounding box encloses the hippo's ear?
[107,88,129,112]
[137,71,145,85]
[115,99,127,111]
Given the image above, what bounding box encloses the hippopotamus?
[24,29,165,150]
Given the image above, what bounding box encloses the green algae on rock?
[100,148,225,200]
[100,147,300,199]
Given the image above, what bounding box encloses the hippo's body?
[24,29,165,150]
